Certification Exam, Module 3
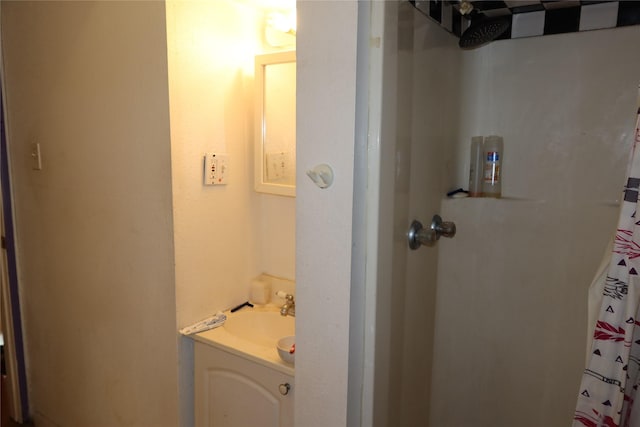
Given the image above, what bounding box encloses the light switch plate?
[31,143,42,170]
[266,151,292,182]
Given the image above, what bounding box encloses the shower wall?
[430,26,640,426]
[369,2,462,425]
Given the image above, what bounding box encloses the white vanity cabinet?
[194,341,294,427]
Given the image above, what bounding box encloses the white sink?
[223,308,295,348]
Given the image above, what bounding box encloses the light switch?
[31,143,42,170]
[266,151,292,182]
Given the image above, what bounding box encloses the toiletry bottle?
[468,136,484,197]
[482,135,503,198]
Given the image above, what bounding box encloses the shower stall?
[360,1,640,426]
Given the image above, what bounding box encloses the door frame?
[349,1,388,425]
[0,50,30,423]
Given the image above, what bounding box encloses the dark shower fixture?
[459,15,511,49]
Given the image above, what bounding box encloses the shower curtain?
[574,103,640,427]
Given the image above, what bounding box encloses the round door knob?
[407,215,457,250]
[279,383,291,395]
[433,216,456,238]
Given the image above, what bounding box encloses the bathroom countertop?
[191,308,295,377]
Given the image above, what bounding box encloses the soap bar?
[250,279,271,305]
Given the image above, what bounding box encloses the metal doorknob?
[433,215,456,238]
[407,215,456,250]
[279,383,291,395]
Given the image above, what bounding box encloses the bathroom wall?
[1,2,180,426]
[165,2,295,424]
[295,1,359,425]
[166,0,296,330]
[430,26,640,426]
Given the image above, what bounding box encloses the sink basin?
[223,308,295,347]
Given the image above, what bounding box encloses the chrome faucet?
[278,292,295,317]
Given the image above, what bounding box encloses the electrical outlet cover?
[203,153,229,185]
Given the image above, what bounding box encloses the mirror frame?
[254,50,296,197]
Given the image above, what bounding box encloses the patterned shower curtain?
[574,102,640,427]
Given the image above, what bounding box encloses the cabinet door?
[195,343,294,427]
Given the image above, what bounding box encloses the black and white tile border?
[410,1,640,41]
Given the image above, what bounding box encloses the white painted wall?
[166,0,296,330]
[1,1,354,426]
[165,1,296,424]
[166,2,361,425]
[1,2,179,425]
[295,1,359,426]
[431,26,640,427]
[167,0,259,330]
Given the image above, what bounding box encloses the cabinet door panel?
[207,370,279,427]
[195,342,294,427]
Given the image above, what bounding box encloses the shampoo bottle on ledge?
[468,136,484,197]
[482,135,503,198]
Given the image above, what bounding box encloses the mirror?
[254,51,296,197]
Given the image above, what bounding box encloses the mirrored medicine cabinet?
[254,50,296,197]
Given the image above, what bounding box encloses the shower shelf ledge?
[443,196,546,203]
[442,197,620,207]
